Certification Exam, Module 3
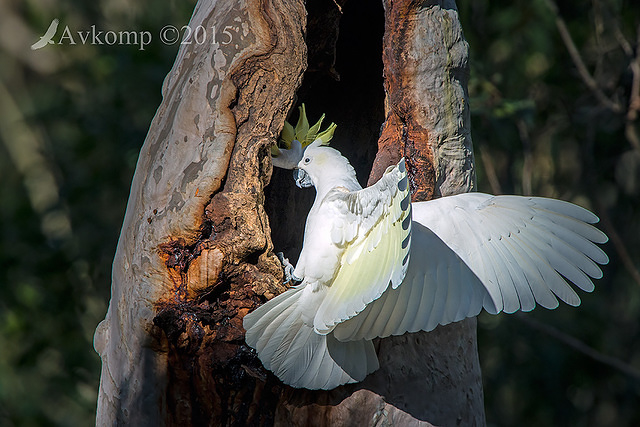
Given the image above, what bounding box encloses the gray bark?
[94,0,306,424]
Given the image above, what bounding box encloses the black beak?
[293,168,313,188]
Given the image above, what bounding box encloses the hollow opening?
[265,0,385,262]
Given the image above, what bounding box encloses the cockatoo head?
[293,140,357,189]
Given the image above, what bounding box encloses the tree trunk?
[94,0,307,425]
[275,1,485,426]
[95,0,485,426]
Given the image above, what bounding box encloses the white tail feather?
[243,285,379,389]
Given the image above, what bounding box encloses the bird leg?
[276,252,298,285]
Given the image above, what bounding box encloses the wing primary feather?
[453,265,473,321]
[515,223,598,293]
[398,158,406,173]
[395,271,426,335]
[457,212,521,313]
[402,234,411,249]
[480,209,537,311]
[401,193,410,211]
[370,279,403,337]
[494,237,536,311]
[398,175,408,191]
[526,221,604,279]
[402,213,412,230]
[531,215,609,265]
[426,260,449,330]
[443,255,462,323]
[511,231,580,306]
[538,208,608,243]
[356,289,391,339]
[402,250,410,267]
[530,197,600,224]
[409,271,438,332]
[502,233,560,309]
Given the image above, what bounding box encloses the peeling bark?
[94,0,306,425]
[276,1,484,426]
[370,0,476,198]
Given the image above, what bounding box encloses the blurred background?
[0,0,638,425]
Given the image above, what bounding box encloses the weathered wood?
[371,0,476,197]
[275,1,485,426]
[94,0,306,425]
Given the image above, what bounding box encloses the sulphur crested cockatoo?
[244,141,609,390]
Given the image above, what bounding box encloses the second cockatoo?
[244,141,608,390]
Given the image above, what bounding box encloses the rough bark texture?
[95,0,484,425]
[370,0,476,196]
[372,0,484,424]
[94,0,306,425]
[274,1,485,426]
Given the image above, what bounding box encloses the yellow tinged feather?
[313,161,411,334]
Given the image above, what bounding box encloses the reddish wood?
[275,1,484,426]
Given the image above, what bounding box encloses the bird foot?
[276,252,298,285]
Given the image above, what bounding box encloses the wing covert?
[313,159,412,334]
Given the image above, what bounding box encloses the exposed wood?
[372,0,484,424]
[94,0,306,425]
[370,0,476,198]
[275,1,485,426]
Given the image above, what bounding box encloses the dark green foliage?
[0,1,195,425]
[461,0,640,425]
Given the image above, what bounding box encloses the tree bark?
[275,1,485,426]
[94,0,306,425]
[95,0,485,426]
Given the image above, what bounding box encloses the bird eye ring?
[304,157,311,164]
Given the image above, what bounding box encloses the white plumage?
[243,142,608,390]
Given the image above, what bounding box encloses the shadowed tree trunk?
[94,0,485,425]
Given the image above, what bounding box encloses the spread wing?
[333,222,488,341]
[312,159,412,334]
[334,192,608,341]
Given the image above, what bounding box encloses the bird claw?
[276,252,298,285]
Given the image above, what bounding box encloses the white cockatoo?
[244,141,608,390]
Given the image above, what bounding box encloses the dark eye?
[304,157,311,164]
